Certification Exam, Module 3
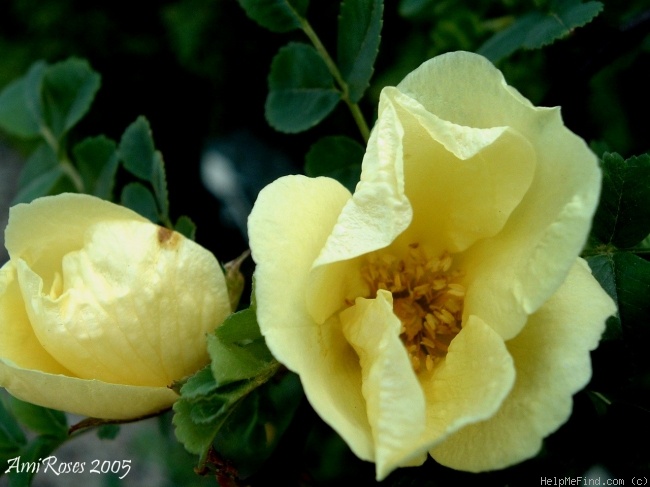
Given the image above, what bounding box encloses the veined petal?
[384,87,536,254]
[340,290,426,479]
[0,261,71,375]
[413,316,515,466]
[0,360,177,419]
[430,259,615,471]
[248,175,375,460]
[6,193,148,291]
[313,100,412,267]
[16,220,230,387]
[398,52,601,340]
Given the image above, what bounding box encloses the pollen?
[360,243,465,373]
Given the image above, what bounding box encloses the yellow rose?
[248,52,616,479]
[0,193,231,419]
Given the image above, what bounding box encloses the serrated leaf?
[118,116,157,181]
[175,215,196,240]
[178,366,220,401]
[42,58,101,139]
[305,135,363,192]
[478,0,603,62]
[237,0,309,33]
[118,116,169,219]
[151,152,169,220]
[209,308,275,386]
[7,397,67,439]
[592,152,650,249]
[266,43,341,133]
[173,394,231,456]
[173,369,251,458]
[337,0,383,103]
[73,135,119,199]
[0,77,41,138]
[120,182,159,222]
[587,252,650,350]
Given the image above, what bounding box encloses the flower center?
[360,243,465,373]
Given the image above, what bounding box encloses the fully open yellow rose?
[248,52,616,479]
[0,193,231,419]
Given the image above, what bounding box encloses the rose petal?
[385,87,536,254]
[313,100,413,267]
[340,290,426,478]
[399,52,602,340]
[410,316,515,461]
[0,261,71,374]
[430,259,615,471]
[0,360,177,419]
[16,220,230,386]
[6,193,148,291]
[248,175,376,460]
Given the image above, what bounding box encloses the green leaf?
[118,116,169,219]
[209,308,275,387]
[151,152,169,221]
[0,58,100,143]
[337,0,383,103]
[237,0,309,33]
[11,166,67,205]
[118,116,157,181]
[478,0,603,62]
[42,58,101,139]
[96,424,120,440]
[592,152,650,249]
[6,435,64,487]
[213,373,302,478]
[266,43,341,133]
[305,135,363,192]
[7,397,67,439]
[23,61,48,137]
[587,252,650,347]
[120,182,159,222]
[0,77,41,138]
[17,143,58,190]
[73,135,119,199]
[0,397,26,466]
[175,215,196,240]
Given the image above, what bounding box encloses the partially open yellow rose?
[0,193,231,419]
[248,52,616,479]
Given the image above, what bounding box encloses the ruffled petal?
[384,87,536,254]
[0,261,70,374]
[5,193,148,291]
[15,219,230,387]
[397,52,601,340]
[340,290,426,479]
[407,316,515,470]
[248,175,376,460]
[430,259,615,471]
[313,99,412,267]
[0,360,177,419]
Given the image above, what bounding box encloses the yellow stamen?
[359,245,465,373]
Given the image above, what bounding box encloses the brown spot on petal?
[158,226,180,249]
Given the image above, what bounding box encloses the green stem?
[299,18,371,143]
[60,157,85,193]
